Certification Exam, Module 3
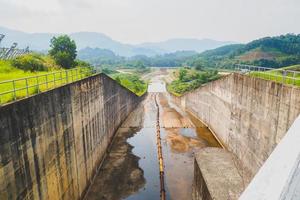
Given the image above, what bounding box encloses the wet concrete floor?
[85,73,220,200]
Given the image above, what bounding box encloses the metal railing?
[0,68,96,105]
[235,64,300,86]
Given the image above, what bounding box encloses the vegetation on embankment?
[0,55,93,104]
[187,34,300,69]
[0,35,94,104]
[100,64,149,96]
[111,73,148,96]
[250,65,300,86]
[167,68,221,96]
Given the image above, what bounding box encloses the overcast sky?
[0,0,299,44]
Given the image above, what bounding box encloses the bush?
[12,54,46,72]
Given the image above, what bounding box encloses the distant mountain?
[78,47,117,60]
[138,38,234,53]
[187,34,300,68]
[0,26,235,57]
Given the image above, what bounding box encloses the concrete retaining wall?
[180,73,300,176]
[240,116,300,200]
[0,73,143,199]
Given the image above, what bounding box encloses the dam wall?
[177,73,300,176]
[0,73,143,199]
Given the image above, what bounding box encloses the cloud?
[0,0,299,43]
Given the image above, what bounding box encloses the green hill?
[187,34,300,69]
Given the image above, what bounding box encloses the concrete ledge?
[240,115,300,200]
[193,147,246,200]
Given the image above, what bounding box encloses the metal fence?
[235,64,300,86]
[0,68,96,105]
[0,34,30,59]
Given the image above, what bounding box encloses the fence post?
[60,71,63,85]
[71,70,74,82]
[25,78,29,97]
[76,69,78,80]
[66,71,69,83]
[283,70,287,84]
[36,76,40,93]
[293,72,296,85]
[46,74,49,89]
[12,80,16,100]
[54,73,56,87]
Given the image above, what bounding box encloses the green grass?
[0,60,92,104]
[167,68,221,96]
[250,65,300,86]
[110,73,148,96]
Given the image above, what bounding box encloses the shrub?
[12,54,46,72]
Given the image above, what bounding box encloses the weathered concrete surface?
[192,148,248,200]
[0,73,143,200]
[181,73,300,177]
[240,115,300,200]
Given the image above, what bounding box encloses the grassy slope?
[250,65,300,86]
[0,59,91,104]
[107,69,148,96]
[167,68,221,96]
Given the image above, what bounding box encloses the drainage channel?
[85,83,221,200]
[155,94,166,200]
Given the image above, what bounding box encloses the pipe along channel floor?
[85,78,220,200]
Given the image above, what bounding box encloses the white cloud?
[0,0,299,43]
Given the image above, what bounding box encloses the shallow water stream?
[86,73,220,200]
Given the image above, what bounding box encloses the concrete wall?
[180,73,300,176]
[240,115,300,200]
[0,74,143,200]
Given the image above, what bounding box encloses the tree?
[195,62,204,71]
[179,69,187,81]
[49,35,77,69]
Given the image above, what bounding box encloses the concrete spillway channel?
[85,78,221,200]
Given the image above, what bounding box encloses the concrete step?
[193,147,251,200]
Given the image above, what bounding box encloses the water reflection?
[86,127,146,200]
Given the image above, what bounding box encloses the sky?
[0,0,299,44]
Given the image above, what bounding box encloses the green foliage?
[168,68,220,96]
[75,59,93,68]
[111,74,147,96]
[250,65,300,86]
[186,34,300,69]
[49,35,77,69]
[12,54,46,72]
[102,67,118,75]
[178,69,187,81]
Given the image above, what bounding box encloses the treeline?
[78,48,197,68]
[187,34,300,69]
[78,34,300,69]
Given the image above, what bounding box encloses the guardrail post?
[54,73,56,87]
[36,76,40,93]
[25,78,29,97]
[293,72,296,85]
[12,80,16,100]
[60,71,63,85]
[66,71,69,83]
[283,70,287,84]
[71,70,74,82]
[46,74,49,89]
